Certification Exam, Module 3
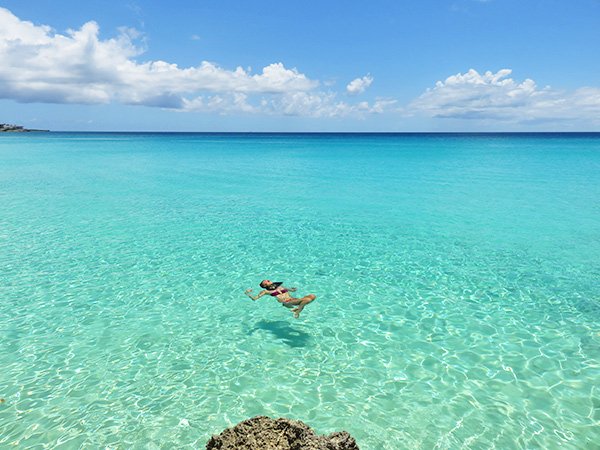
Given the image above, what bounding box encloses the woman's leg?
[292,294,316,318]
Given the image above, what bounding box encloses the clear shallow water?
[0,132,599,449]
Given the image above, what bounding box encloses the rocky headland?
[206,416,359,450]
[1,123,48,132]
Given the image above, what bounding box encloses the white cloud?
[370,98,399,114]
[410,69,600,123]
[0,7,394,118]
[0,8,317,110]
[257,92,396,118]
[346,75,373,95]
[181,93,257,114]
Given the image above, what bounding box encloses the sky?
[1,0,599,131]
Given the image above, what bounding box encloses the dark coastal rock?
[206,416,359,450]
[0,123,48,132]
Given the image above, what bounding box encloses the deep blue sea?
[1,133,599,448]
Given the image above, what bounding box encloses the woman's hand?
[289,287,298,292]
[245,288,253,293]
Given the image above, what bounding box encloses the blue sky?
[1,0,599,131]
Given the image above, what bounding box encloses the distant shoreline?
[0,123,49,132]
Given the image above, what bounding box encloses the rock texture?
[206,416,359,450]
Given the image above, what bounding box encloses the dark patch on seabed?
[573,296,600,315]
[250,320,311,348]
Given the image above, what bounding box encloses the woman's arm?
[245,288,268,301]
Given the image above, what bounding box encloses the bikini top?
[270,289,288,297]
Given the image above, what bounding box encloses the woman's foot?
[292,307,301,318]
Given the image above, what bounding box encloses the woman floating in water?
[245,280,317,318]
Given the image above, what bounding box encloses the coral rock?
[206,416,359,450]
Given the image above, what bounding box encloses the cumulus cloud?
[346,75,373,95]
[410,69,600,123]
[248,93,394,118]
[0,7,394,118]
[0,8,322,110]
[181,93,258,114]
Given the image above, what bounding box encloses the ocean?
[1,132,599,448]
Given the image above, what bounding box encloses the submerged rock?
[206,416,359,450]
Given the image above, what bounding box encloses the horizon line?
[11,130,600,134]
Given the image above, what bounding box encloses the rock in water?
[206,416,359,450]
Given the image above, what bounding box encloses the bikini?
[270,289,288,297]
[271,288,296,307]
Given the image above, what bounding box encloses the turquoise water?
[1,133,599,449]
